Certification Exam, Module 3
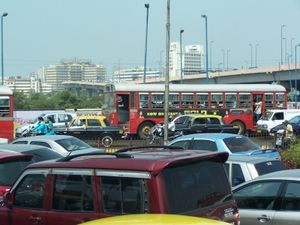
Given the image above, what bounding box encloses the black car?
[55,115,124,147]
[270,115,300,135]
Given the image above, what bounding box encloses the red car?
[0,151,32,201]
[0,146,239,225]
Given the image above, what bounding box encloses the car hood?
[233,149,280,159]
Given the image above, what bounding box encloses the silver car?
[225,155,286,187]
[11,135,102,156]
[233,169,300,225]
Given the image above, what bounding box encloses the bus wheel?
[138,122,153,139]
[232,121,246,135]
[101,135,114,147]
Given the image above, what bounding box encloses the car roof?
[171,133,241,141]
[0,151,32,161]
[73,115,106,120]
[184,114,222,119]
[227,155,280,164]
[27,149,229,175]
[0,144,51,152]
[255,169,300,180]
[12,135,76,142]
[79,214,230,225]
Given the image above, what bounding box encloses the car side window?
[210,117,221,124]
[189,140,218,151]
[12,141,28,144]
[193,118,206,125]
[273,112,284,120]
[170,140,190,149]
[234,181,281,210]
[30,141,52,148]
[14,173,46,209]
[281,182,300,211]
[87,119,102,127]
[57,114,70,123]
[100,177,147,214]
[231,164,245,187]
[47,114,56,123]
[52,174,94,211]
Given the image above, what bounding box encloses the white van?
[256,109,300,133]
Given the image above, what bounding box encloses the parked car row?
[1,124,296,225]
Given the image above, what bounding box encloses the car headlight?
[262,124,268,129]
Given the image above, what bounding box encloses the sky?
[1,0,300,77]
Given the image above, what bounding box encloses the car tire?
[138,122,154,139]
[231,121,246,135]
[101,135,114,147]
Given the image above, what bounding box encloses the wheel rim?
[102,136,113,147]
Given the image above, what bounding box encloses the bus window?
[276,93,285,109]
[169,94,179,109]
[152,93,164,108]
[239,93,251,108]
[196,94,208,109]
[211,93,223,108]
[225,93,237,109]
[264,93,274,109]
[182,93,194,109]
[139,93,149,109]
[0,96,10,117]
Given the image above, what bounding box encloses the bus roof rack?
[115,145,184,153]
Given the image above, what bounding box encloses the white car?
[15,112,75,137]
[11,135,102,156]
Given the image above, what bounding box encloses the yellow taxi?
[79,214,232,225]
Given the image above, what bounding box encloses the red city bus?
[0,86,14,141]
[103,83,287,138]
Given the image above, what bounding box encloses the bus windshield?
[103,92,115,115]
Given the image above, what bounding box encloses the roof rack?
[116,145,184,153]
[57,152,132,162]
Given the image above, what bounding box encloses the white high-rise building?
[42,59,107,91]
[4,74,53,94]
[169,42,204,78]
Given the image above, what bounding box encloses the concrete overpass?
[63,64,300,96]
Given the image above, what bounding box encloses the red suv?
[0,147,240,225]
[0,151,32,201]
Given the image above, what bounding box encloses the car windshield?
[0,159,32,186]
[254,161,286,176]
[223,136,260,153]
[259,111,273,120]
[162,160,232,213]
[55,138,91,151]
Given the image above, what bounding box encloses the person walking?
[45,116,55,135]
[33,117,47,135]
[283,120,294,148]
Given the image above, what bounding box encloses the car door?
[85,119,104,139]
[233,181,282,225]
[45,168,99,225]
[7,169,49,225]
[272,182,300,225]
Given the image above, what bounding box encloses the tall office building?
[169,42,204,78]
[42,59,107,91]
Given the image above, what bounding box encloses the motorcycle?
[148,120,182,144]
[275,129,296,150]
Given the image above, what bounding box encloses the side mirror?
[2,191,13,209]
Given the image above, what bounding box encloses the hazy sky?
[2,0,300,77]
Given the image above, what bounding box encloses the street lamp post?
[249,43,253,68]
[295,44,300,104]
[290,38,295,63]
[281,24,286,66]
[180,29,184,84]
[226,49,230,71]
[1,12,8,85]
[209,41,214,71]
[255,44,259,68]
[143,3,150,84]
[164,0,171,144]
[201,14,209,84]
[221,49,225,71]
[217,62,223,77]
